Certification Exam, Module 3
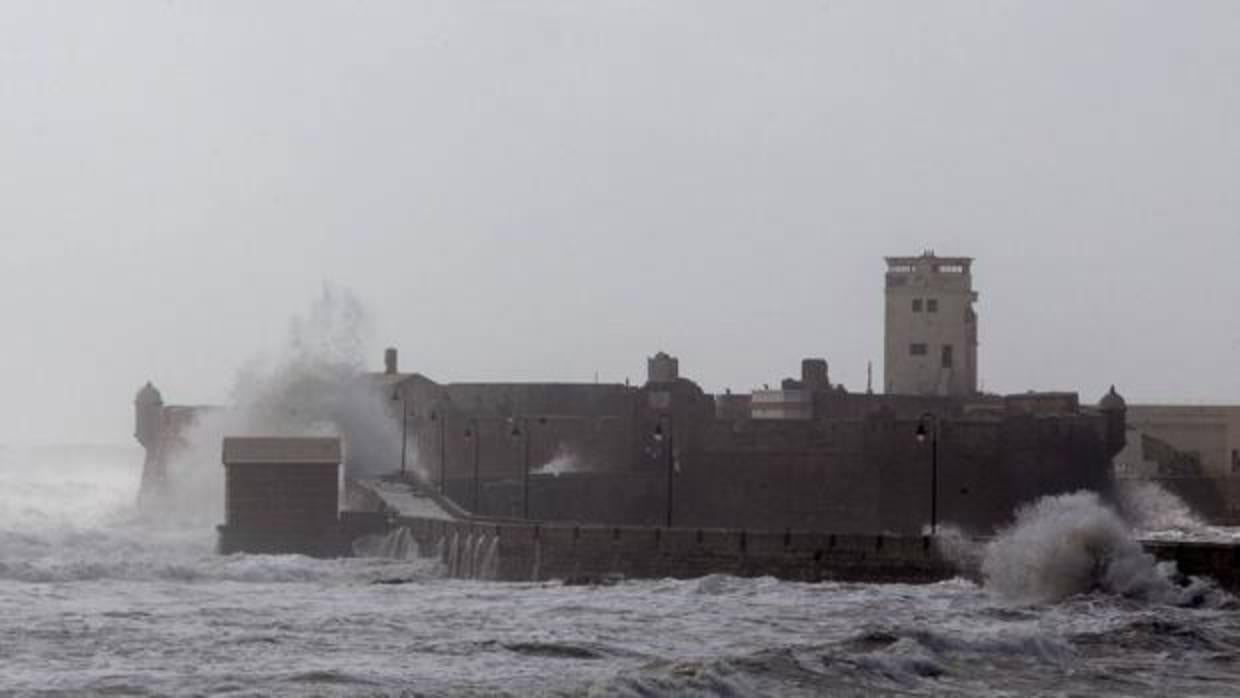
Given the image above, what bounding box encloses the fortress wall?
[877,414,1115,534]
[436,410,1118,534]
[676,449,880,531]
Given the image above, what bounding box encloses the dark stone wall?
[446,411,1116,536]
[397,516,955,585]
[421,391,1118,535]
[141,375,1123,538]
[359,514,1240,591]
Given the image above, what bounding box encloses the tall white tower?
[883,252,979,396]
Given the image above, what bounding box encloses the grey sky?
[2,1,1237,445]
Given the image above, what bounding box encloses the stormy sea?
[3,446,1240,697]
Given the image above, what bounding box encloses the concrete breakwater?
[346,512,956,584]
[344,511,1240,590]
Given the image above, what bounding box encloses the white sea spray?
[151,285,419,524]
[980,491,1211,604]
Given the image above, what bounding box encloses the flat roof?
[221,437,342,465]
[885,256,973,266]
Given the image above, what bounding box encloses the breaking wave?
[980,491,1217,605]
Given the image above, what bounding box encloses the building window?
[912,298,923,312]
[910,343,928,356]
[1233,449,1240,473]
[941,344,954,368]
[926,298,939,313]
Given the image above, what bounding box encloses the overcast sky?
[2,1,1237,445]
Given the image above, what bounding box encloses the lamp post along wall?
[916,413,940,535]
[522,421,532,519]
[400,403,409,477]
[654,417,675,528]
[391,390,411,477]
[462,419,481,513]
[509,416,542,520]
[431,411,447,494]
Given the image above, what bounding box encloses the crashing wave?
[980,491,1217,605]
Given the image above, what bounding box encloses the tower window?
[912,299,923,312]
[910,343,928,356]
[926,298,939,313]
[941,344,954,368]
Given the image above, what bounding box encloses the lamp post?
[509,416,548,520]
[653,416,675,528]
[509,418,529,519]
[915,412,939,536]
[463,418,481,513]
[392,391,410,478]
[430,411,447,494]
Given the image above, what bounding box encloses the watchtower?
[883,252,979,396]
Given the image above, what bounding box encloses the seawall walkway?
[344,480,1240,590]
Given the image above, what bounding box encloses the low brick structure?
[217,437,345,557]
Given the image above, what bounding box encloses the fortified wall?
[134,349,1126,536]
[355,350,1126,535]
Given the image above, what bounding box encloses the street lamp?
[509,418,528,519]
[508,416,549,520]
[653,417,675,528]
[915,412,939,536]
[392,391,410,478]
[430,410,447,494]
[463,418,481,513]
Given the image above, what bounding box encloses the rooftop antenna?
[866,361,874,395]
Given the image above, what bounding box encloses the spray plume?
[979,491,1217,605]
[151,285,418,524]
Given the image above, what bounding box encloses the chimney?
[384,347,398,375]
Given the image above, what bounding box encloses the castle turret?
[134,382,164,449]
[1099,385,1127,455]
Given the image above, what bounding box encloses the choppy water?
[3,446,1240,696]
